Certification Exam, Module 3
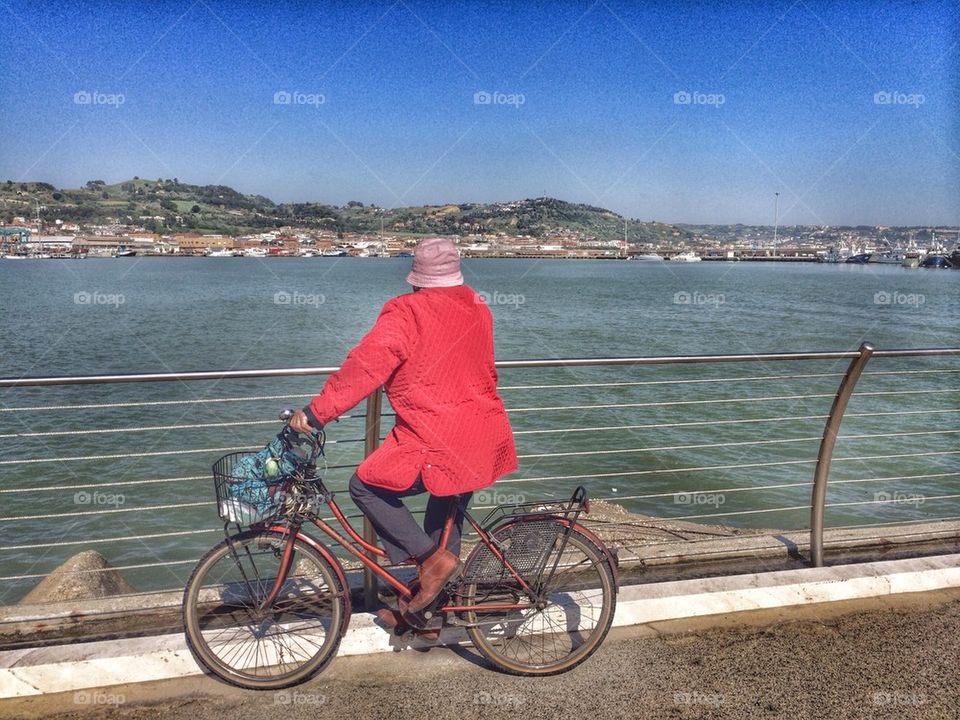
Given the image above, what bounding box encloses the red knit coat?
[305,285,517,496]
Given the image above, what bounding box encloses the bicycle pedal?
[399,604,444,629]
[405,612,443,632]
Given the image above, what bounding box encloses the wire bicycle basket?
[213,451,288,526]
[212,426,325,527]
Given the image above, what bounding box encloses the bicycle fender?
[561,519,620,584]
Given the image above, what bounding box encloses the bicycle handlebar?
[278,408,325,465]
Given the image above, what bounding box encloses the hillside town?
[0,181,957,264]
[2,216,958,265]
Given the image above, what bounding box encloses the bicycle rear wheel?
[461,521,616,676]
[183,529,346,689]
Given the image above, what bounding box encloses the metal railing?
[809,342,875,566]
[0,342,957,607]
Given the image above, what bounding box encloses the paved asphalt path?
[4,590,959,720]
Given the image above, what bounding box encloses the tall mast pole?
[772,192,780,250]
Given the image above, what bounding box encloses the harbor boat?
[844,253,871,264]
[901,255,921,268]
[321,248,347,256]
[669,251,701,263]
[919,254,953,269]
[868,251,907,265]
[629,253,663,262]
[817,245,853,263]
[243,247,267,258]
[113,245,136,258]
[817,250,846,263]
[206,248,234,257]
[1,254,28,259]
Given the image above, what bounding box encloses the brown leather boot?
[406,548,461,613]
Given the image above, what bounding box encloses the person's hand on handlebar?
[288,409,319,434]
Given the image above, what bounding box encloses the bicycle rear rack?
[478,485,589,532]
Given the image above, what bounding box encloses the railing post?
[361,386,384,608]
[810,341,874,567]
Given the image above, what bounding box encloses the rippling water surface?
[0,257,957,598]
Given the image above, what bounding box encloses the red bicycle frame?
[259,493,543,614]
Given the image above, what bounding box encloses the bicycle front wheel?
[183,529,346,690]
[461,522,616,676]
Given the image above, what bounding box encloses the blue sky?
[0,0,956,225]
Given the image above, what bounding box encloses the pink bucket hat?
[405,237,463,288]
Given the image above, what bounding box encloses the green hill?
[0,178,696,244]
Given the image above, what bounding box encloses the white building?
[27,235,75,249]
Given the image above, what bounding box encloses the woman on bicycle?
[289,236,517,614]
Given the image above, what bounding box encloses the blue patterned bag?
[216,428,316,525]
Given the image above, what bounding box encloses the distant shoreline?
[1,252,830,262]
[2,256,939,266]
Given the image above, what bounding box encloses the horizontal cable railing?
[0,344,957,604]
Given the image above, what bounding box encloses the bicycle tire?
[461,522,616,676]
[183,529,346,690]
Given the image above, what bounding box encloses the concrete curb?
[2,553,959,699]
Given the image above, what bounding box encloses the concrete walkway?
[4,588,960,720]
[4,552,960,701]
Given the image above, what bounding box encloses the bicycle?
[182,411,619,689]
